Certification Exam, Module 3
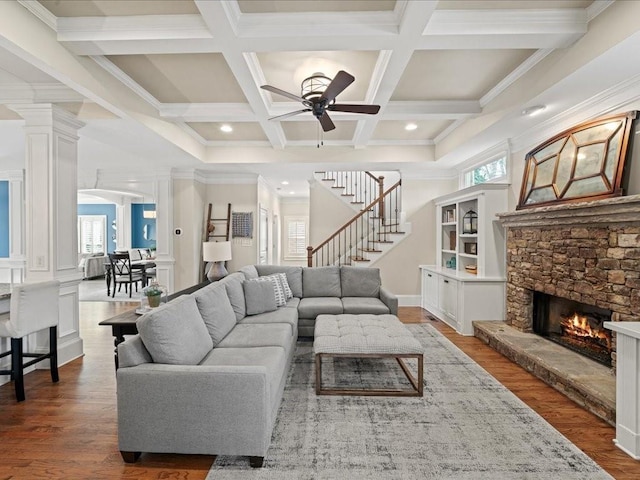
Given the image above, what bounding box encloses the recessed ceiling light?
[405,123,418,131]
[281,181,289,185]
[220,124,233,133]
[521,105,546,117]
[289,191,295,195]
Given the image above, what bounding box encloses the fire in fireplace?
[532,292,612,367]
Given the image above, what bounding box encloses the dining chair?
[0,280,60,402]
[108,252,144,298]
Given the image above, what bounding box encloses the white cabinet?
[439,276,458,321]
[421,269,439,310]
[420,183,509,336]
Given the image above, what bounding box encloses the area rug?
[78,278,142,303]
[207,323,612,480]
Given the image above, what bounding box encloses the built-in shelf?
[421,184,509,336]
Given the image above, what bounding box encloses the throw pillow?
[263,274,287,306]
[136,296,212,365]
[243,279,277,315]
[192,283,237,346]
[276,272,293,299]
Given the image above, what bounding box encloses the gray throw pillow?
[243,279,277,315]
[192,283,237,346]
[340,266,381,297]
[239,264,259,280]
[136,296,212,365]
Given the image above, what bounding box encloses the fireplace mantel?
[497,194,640,228]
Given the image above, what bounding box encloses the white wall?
[206,182,258,273]
[172,177,206,291]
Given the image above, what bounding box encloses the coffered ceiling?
[1,0,638,196]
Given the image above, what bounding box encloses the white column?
[153,172,175,292]
[115,200,132,251]
[604,321,640,459]
[10,104,85,367]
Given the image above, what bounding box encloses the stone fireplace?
[500,195,640,366]
[474,194,640,424]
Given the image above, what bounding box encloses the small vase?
[147,294,162,308]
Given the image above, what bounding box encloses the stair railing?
[307,180,402,267]
[318,171,384,206]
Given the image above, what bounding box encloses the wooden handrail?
[307,179,401,266]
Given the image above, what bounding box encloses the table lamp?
[203,241,232,282]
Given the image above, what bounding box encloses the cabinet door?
[422,270,439,309]
[439,277,458,320]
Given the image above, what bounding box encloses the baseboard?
[398,295,421,307]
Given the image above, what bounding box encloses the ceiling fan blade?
[318,111,336,132]
[268,109,311,121]
[328,104,380,114]
[261,85,307,103]
[319,70,354,104]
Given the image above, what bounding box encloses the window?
[78,215,106,254]
[463,155,507,188]
[285,216,308,260]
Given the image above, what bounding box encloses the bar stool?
[0,280,60,402]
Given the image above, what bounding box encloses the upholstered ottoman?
[313,314,424,396]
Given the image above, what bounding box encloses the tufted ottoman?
[314,314,423,397]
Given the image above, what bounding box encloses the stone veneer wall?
[498,195,640,368]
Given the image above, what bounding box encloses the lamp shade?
[203,241,232,262]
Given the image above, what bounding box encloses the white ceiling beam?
[353,1,438,148]
[194,0,286,149]
[52,8,588,56]
[0,83,85,103]
[159,103,256,122]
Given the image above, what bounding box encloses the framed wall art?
[517,111,637,209]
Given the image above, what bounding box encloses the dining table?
[104,259,156,296]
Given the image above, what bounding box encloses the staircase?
[308,171,411,267]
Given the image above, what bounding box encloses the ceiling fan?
[260,70,380,132]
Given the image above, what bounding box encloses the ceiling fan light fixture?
[301,72,332,100]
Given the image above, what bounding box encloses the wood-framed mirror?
[517,111,637,209]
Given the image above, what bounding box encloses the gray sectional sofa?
[116,264,397,467]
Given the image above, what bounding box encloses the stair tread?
[341,194,354,197]
[360,248,382,253]
[350,256,371,262]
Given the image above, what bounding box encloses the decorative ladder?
[307,179,403,267]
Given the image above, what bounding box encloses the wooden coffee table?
[314,314,424,397]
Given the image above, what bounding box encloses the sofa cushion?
[255,265,303,298]
[340,266,381,297]
[342,297,390,315]
[216,323,294,359]
[298,297,343,319]
[239,264,259,280]
[136,295,212,365]
[303,266,341,297]
[285,297,300,309]
[200,346,286,407]
[238,307,298,336]
[243,279,277,315]
[217,272,246,320]
[192,283,237,346]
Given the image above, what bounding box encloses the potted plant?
[143,282,164,308]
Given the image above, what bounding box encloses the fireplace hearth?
[533,292,612,367]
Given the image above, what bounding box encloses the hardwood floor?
[0,303,638,479]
